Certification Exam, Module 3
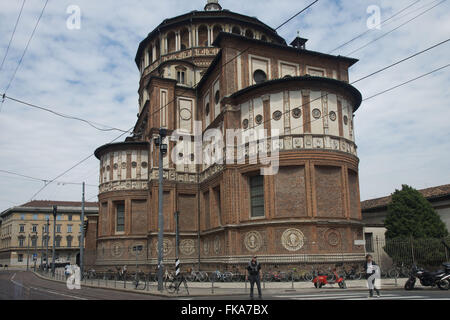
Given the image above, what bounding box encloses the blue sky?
[0,0,449,211]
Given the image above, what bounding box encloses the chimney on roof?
[204,0,222,11]
[290,31,308,50]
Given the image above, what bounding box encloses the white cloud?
[0,0,449,211]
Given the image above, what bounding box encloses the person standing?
[246,256,262,300]
[364,254,380,298]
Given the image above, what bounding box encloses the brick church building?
[85,0,365,271]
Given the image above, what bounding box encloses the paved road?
[0,271,158,300]
[1,270,449,300]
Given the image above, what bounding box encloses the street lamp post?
[154,128,167,291]
[40,226,44,270]
[26,235,30,271]
[45,218,49,272]
[33,231,38,272]
[51,205,57,276]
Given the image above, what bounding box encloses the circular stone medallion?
[244,231,262,252]
[281,229,305,251]
[111,242,124,258]
[154,239,172,256]
[180,108,192,121]
[180,239,196,256]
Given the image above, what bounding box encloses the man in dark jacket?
[364,254,380,298]
[246,256,262,300]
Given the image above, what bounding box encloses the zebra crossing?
[272,292,450,300]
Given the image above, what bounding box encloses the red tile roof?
[20,200,98,208]
[361,184,450,211]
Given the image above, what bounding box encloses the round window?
[343,115,348,125]
[141,162,148,168]
[214,90,220,104]
[255,114,263,125]
[292,108,301,119]
[113,163,118,170]
[329,111,337,121]
[205,103,210,116]
[312,108,322,119]
[242,119,249,129]
[131,161,137,168]
[253,69,267,84]
[272,110,282,121]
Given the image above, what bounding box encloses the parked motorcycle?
[404,263,450,290]
[313,268,347,289]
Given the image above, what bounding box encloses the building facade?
[0,201,97,269]
[87,0,365,271]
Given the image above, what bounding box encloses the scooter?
[313,268,347,289]
[404,264,450,290]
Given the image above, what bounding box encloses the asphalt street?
[1,270,449,300]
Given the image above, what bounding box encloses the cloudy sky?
[0,0,449,211]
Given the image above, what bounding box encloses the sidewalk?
[33,270,409,298]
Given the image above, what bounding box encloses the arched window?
[245,29,254,39]
[213,25,223,42]
[180,28,189,50]
[232,26,241,35]
[253,69,267,84]
[198,25,208,47]
[167,31,176,53]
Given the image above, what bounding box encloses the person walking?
[246,255,262,300]
[364,254,381,298]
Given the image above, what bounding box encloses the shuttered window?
[116,203,125,232]
[250,175,265,217]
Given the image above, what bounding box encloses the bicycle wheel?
[388,269,399,279]
[167,280,178,294]
[224,272,233,282]
[304,272,314,282]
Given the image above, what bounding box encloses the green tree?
[385,184,448,239]
[383,185,449,267]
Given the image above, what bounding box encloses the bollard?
[124,275,126,289]
[291,275,294,289]
[114,277,116,288]
[245,278,247,292]
[263,276,265,289]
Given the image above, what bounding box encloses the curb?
[31,272,405,298]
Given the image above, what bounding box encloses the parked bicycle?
[133,271,146,290]
[167,273,189,295]
[187,270,209,282]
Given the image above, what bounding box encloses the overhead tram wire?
[2,0,49,95]
[0,0,27,73]
[345,0,447,56]
[28,125,133,201]
[275,0,319,30]
[286,64,450,135]
[1,95,130,133]
[327,0,422,54]
[362,64,450,101]
[0,169,97,187]
[240,38,450,134]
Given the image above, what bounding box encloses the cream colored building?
[0,201,97,269]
